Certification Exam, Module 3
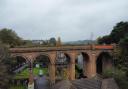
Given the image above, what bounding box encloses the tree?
[112,35,128,71]
[98,35,112,44]
[49,37,56,46]
[119,36,128,74]
[120,37,128,55]
[110,22,128,43]
[0,28,23,47]
[0,44,12,89]
[98,21,128,44]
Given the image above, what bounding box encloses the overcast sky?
[0,0,128,41]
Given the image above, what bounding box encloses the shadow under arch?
[63,53,71,64]
[11,54,26,59]
[96,52,113,75]
[34,53,51,64]
[11,55,30,72]
[75,52,90,79]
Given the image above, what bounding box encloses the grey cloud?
[0,0,128,41]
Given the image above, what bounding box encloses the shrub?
[102,68,114,78]
[103,68,128,89]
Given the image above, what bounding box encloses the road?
[13,64,27,73]
[35,76,50,89]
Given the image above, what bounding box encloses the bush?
[114,69,128,89]
[102,68,128,89]
[102,68,114,78]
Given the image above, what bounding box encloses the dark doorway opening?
[96,52,112,74]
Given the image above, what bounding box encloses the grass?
[33,67,48,76]
[11,66,48,89]
[15,67,48,79]
[15,68,29,79]
[10,85,26,89]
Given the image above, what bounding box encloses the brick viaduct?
[9,44,115,84]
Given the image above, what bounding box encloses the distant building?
[31,40,43,44]
[31,40,49,45]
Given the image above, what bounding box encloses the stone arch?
[33,53,51,77]
[33,53,52,64]
[11,54,28,61]
[55,52,71,81]
[55,52,72,64]
[11,54,30,71]
[96,51,113,74]
[34,54,51,65]
[75,52,90,78]
[63,52,73,80]
[64,53,71,63]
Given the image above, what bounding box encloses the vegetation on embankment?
[0,44,13,89]
[98,21,128,89]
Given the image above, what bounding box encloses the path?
[35,76,50,89]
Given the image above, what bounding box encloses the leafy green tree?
[119,36,128,75]
[98,35,112,44]
[0,28,23,47]
[98,21,128,44]
[0,44,12,89]
[119,35,128,56]
[110,22,128,43]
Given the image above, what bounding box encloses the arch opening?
[75,52,89,79]
[55,52,71,81]
[31,54,52,88]
[33,54,51,77]
[11,56,29,72]
[96,52,113,75]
